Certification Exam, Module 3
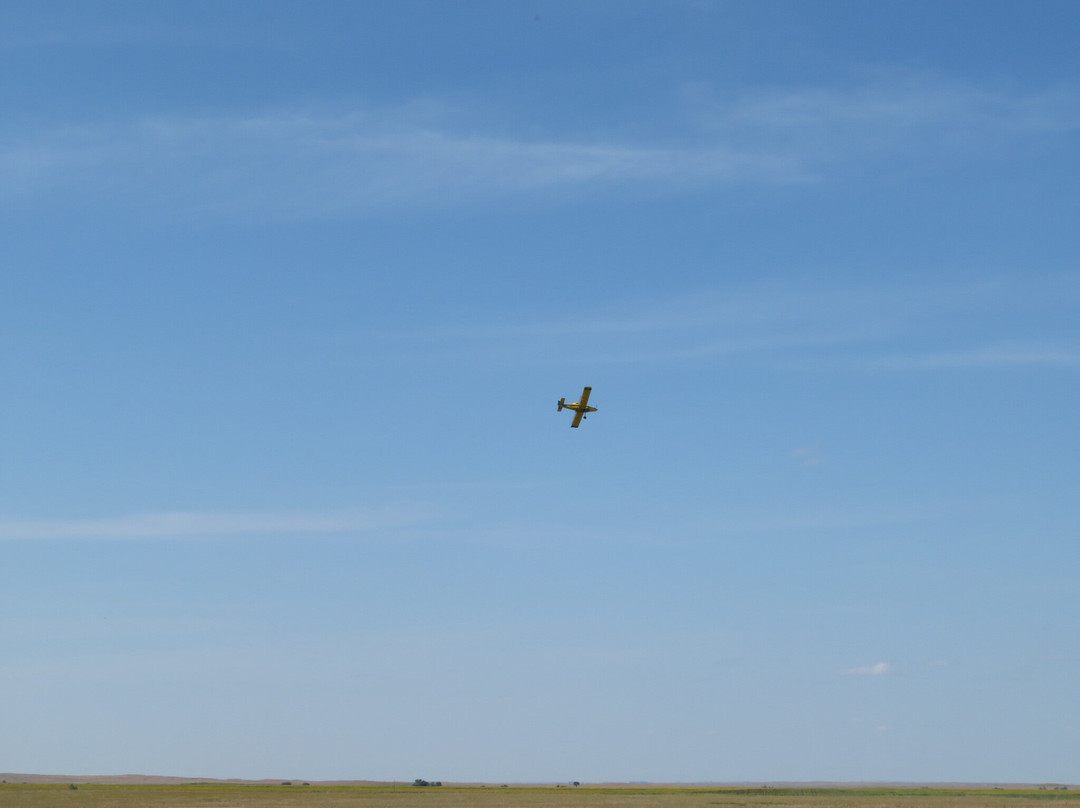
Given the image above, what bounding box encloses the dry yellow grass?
[1,785,1078,808]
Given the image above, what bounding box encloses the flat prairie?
[0,785,1078,808]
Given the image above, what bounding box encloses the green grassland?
[0,784,1077,808]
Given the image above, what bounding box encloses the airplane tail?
[557,398,565,411]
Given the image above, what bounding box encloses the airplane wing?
[571,387,591,427]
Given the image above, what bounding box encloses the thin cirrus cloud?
[4,76,1077,216]
[691,75,1080,155]
[0,508,430,541]
[346,277,1079,371]
[868,345,1080,371]
[0,109,801,216]
[841,662,892,676]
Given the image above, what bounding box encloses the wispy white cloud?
[687,74,1080,161]
[5,75,1077,216]
[841,661,892,676]
[0,107,803,216]
[790,445,823,468]
[338,275,1080,372]
[718,508,920,535]
[726,82,1080,133]
[341,281,929,365]
[0,508,430,541]
[869,344,1080,370]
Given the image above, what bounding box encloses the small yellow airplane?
[558,386,597,428]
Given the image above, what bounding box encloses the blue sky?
[2,0,1079,784]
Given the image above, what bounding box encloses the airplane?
[557,386,597,428]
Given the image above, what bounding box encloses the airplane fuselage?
[557,399,596,414]
[558,386,597,427]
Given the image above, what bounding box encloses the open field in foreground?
[0,785,1078,808]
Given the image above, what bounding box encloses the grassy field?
[0,784,1077,808]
